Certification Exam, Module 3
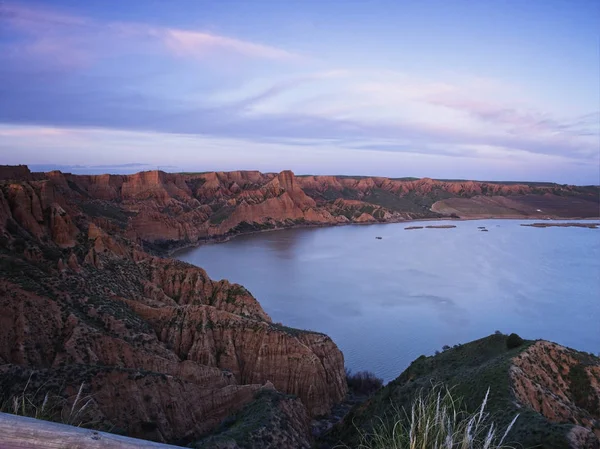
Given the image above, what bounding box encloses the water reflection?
[176,220,600,382]
[263,230,303,259]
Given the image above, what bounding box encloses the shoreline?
[168,214,600,257]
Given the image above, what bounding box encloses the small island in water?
[405,225,457,230]
[521,222,599,229]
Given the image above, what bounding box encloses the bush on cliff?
[354,385,518,449]
[345,369,383,396]
[506,333,524,349]
[1,380,100,428]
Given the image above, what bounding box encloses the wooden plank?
[0,412,185,449]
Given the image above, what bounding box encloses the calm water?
[176,220,600,382]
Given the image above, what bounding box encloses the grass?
[326,334,575,449]
[79,200,134,228]
[363,189,442,216]
[268,321,325,337]
[569,363,599,412]
[343,384,519,449]
[190,389,300,448]
[1,377,98,428]
[209,205,235,225]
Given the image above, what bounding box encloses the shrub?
[346,368,383,396]
[442,345,451,351]
[506,333,524,349]
[1,379,98,427]
[354,385,519,449]
[569,364,599,411]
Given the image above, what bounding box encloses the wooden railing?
[0,412,185,448]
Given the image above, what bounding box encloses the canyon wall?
[0,166,349,444]
[0,166,598,445]
[3,166,595,252]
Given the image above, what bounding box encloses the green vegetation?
[345,369,383,396]
[345,385,519,449]
[506,333,524,349]
[66,180,91,198]
[1,378,99,428]
[0,250,59,300]
[362,188,442,216]
[268,321,325,337]
[569,364,599,412]
[178,171,210,176]
[80,201,134,228]
[230,220,276,234]
[326,334,575,449]
[84,294,154,334]
[402,189,454,207]
[209,205,235,225]
[191,389,300,449]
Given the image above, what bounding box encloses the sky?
[0,0,598,183]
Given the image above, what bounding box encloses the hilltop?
[324,333,600,449]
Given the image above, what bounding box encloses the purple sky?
[0,0,598,183]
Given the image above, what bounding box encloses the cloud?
[0,126,70,137]
[1,2,90,29]
[160,28,299,61]
[0,2,301,67]
[0,70,596,165]
[428,96,600,138]
[0,3,597,180]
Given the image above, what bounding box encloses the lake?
[176,220,600,382]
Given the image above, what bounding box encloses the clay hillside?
[0,165,597,254]
[326,333,600,449]
[0,165,598,447]
[0,165,348,445]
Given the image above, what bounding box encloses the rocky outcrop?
[0,172,348,445]
[1,166,593,253]
[327,334,600,449]
[0,165,34,182]
[0,363,261,443]
[511,341,600,443]
[49,203,79,247]
[4,183,47,239]
[126,302,345,416]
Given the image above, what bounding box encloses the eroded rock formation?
[0,166,598,446]
[0,167,348,444]
[2,166,595,254]
[327,334,600,449]
[511,341,600,445]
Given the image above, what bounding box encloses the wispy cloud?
[429,96,600,138]
[1,2,90,29]
[0,69,596,164]
[0,126,71,137]
[0,2,597,183]
[160,28,299,61]
[0,1,301,67]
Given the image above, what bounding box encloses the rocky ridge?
[0,166,347,445]
[325,334,600,449]
[2,166,595,254]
